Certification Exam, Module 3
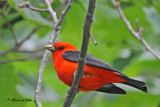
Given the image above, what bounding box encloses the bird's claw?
[67,90,70,96]
[76,90,79,94]
[82,75,85,79]
[73,71,85,79]
[74,71,77,78]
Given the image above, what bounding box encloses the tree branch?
[63,0,96,107]
[111,0,160,60]
[18,25,42,46]
[1,13,18,45]
[0,47,17,56]
[0,55,42,64]
[0,25,42,56]
[27,5,48,12]
[55,0,68,12]
[44,0,58,22]
[34,0,74,107]
[90,33,98,45]
[16,49,44,53]
[18,1,48,12]
[0,1,68,57]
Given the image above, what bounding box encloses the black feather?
[96,84,126,94]
[122,78,147,93]
[63,51,118,71]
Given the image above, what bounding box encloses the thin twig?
[18,1,48,12]
[55,0,68,12]
[0,25,42,56]
[63,0,96,107]
[18,25,42,46]
[0,55,42,64]
[28,5,48,12]
[90,33,98,45]
[0,47,17,56]
[44,0,58,22]
[44,1,69,21]
[0,1,66,57]
[135,19,143,38]
[15,49,44,53]
[1,13,18,45]
[34,0,74,107]
[111,0,160,60]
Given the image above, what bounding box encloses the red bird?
[44,42,147,94]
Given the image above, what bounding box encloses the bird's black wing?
[62,51,127,77]
[96,83,126,94]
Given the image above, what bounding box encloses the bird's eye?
[58,46,64,50]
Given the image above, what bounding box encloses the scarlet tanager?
[44,42,147,94]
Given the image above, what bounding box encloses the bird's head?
[44,42,78,53]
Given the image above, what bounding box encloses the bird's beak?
[44,45,55,51]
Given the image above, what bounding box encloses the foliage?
[0,0,160,107]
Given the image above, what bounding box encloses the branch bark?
[0,25,42,56]
[44,0,58,22]
[1,13,18,45]
[63,0,96,107]
[18,1,48,12]
[16,49,43,53]
[18,25,42,46]
[27,5,48,12]
[0,47,17,56]
[34,0,74,107]
[0,55,42,64]
[0,1,67,57]
[111,0,160,60]
[55,0,68,12]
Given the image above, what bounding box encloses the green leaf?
[143,7,160,34]
[0,64,27,107]
[7,0,52,27]
[17,72,60,102]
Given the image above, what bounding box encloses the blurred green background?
[0,0,160,107]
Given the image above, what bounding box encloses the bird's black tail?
[122,77,147,93]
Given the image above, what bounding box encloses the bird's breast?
[53,54,78,86]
